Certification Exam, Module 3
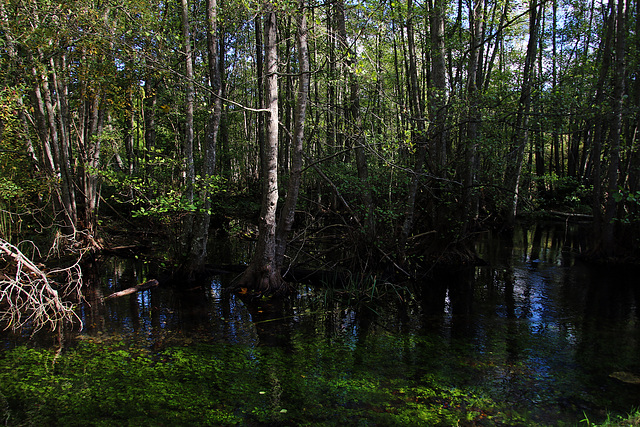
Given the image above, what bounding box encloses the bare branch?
[0,238,83,334]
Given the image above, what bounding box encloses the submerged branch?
[102,279,159,301]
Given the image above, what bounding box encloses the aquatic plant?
[0,338,547,426]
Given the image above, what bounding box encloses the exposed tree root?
[0,238,83,334]
[233,263,294,297]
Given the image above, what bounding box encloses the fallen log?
[103,279,159,301]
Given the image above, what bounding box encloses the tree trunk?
[37,54,78,234]
[336,0,376,244]
[84,83,102,234]
[180,0,196,255]
[428,0,448,173]
[237,7,284,293]
[504,2,540,226]
[255,15,265,181]
[602,0,628,256]
[275,0,310,271]
[590,0,615,248]
[144,76,157,177]
[482,0,508,93]
[186,0,224,272]
[399,0,427,255]
[103,279,159,301]
[30,64,56,175]
[181,0,195,206]
[125,87,136,175]
[463,0,484,232]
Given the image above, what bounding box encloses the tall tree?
[237,4,283,292]
[336,0,376,244]
[275,0,310,271]
[399,0,428,255]
[186,0,224,271]
[181,0,196,213]
[427,0,449,173]
[590,0,616,246]
[463,0,484,231]
[602,0,629,255]
[504,1,540,226]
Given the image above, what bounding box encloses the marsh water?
[15,222,640,424]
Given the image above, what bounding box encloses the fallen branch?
[547,210,593,219]
[0,238,83,333]
[103,279,159,301]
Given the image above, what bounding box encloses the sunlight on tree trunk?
[275,0,310,273]
[237,6,285,293]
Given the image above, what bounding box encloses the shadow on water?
[4,221,640,424]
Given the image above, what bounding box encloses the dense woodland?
[1,0,639,299]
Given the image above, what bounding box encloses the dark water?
[18,222,640,423]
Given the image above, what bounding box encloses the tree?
[590,0,616,248]
[504,0,540,226]
[462,0,484,233]
[185,0,224,272]
[2,0,640,274]
[236,4,282,293]
[602,0,629,255]
[399,0,428,256]
[275,0,310,272]
[180,0,196,241]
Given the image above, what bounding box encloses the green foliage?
[100,165,228,221]
[0,0,637,254]
[321,155,408,245]
[0,87,49,240]
[581,409,640,427]
[0,178,22,201]
[0,336,549,426]
[537,175,592,212]
[612,187,640,224]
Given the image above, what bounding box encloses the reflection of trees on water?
[243,296,292,348]
[70,223,640,416]
[404,223,640,412]
[78,261,259,346]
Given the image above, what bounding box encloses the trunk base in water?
[234,263,293,296]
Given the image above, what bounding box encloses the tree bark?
[463,0,484,232]
[181,0,195,208]
[186,0,224,272]
[504,2,540,226]
[237,6,284,293]
[103,279,159,301]
[399,0,427,255]
[428,0,448,172]
[180,0,196,256]
[37,53,78,234]
[275,0,310,271]
[602,0,628,256]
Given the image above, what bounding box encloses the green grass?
[581,410,640,427]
